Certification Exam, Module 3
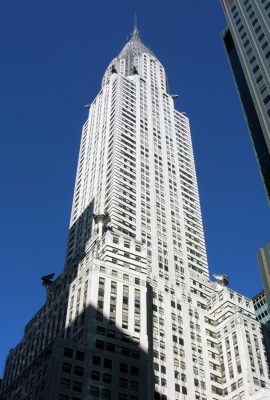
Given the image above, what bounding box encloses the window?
[97,326,105,335]
[64,347,73,358]
[96,340,105,349]
[92,355,101,366]
[131,366,139,376]
[104,358,112,369]
[120,363,128,373]
[90,386,99,397]
[74,365,84,376]
[263,95,270,105]
[73,381,82,392]
[60,378,70,390]
[107,329,116,338]
[131,350,140,359]
[161,378,167,387]
[103,373,112,384]
[182,387,187,395]
[102,389,111,399]
[119,377,128,388]
[91,370,100,381]
[62,362,72,373]
[107,342,115,352]
[76,351,85,361]
[130,380,139,391]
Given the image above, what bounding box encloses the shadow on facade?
[261,322,270,371]
[0,202,164,399]
[0,301,162,400]
[65,200,95,271]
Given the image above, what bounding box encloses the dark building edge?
[222,27,270,203]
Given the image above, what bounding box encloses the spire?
[132,13,140,40]
[117,17,155,68]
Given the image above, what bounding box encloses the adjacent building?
[258,244,270,313]
[253,290,270,324]
[252,290,270,386]
[1,23,270,400]
[221,0,270,201]
[221,3,270,382]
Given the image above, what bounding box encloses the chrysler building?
[1,23,270,400]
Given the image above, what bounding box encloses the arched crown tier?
[101,21,168,91]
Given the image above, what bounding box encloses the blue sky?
[0,0,269,374]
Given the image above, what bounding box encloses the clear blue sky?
[0,0,269,375]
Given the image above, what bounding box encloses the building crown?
[118,18,154,61]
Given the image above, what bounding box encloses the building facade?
[221,0,270,201]
[1,24,270,400]
[253,291,270,325]
[258,244,270,315]
[252,290,270,390]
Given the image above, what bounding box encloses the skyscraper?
[221,2,270,373]
[1,23,270,400]
[221,0,270,201]
[258,244,270,316]
[253,290,270,325]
